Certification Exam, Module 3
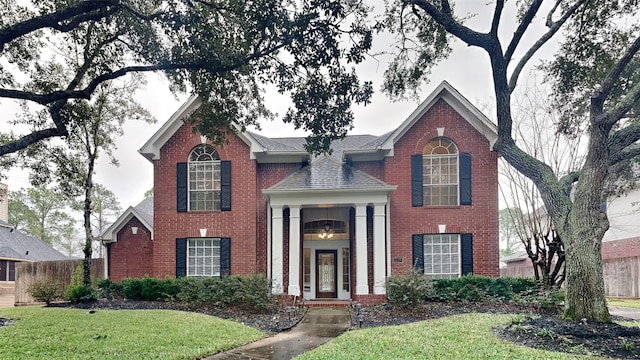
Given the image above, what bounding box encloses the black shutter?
[412,234,424,272]
[411,154,423,207]
[176,238,187,278]
[176,163,188,212]
[220,160,232,211]
[459,153,472,205]
[461,233,473,275]
[220,237,231,276]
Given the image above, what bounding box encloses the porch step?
[301,300,351,307]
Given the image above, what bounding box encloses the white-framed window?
[188,145,221,211]
[423,234,460,279]
[303,248,311,292]
[423,138,458,206]
[342,248,350,292]
[187,238,221,277]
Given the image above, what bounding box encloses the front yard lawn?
[297,313,598,360]
[608,298,640,309]
[0,307,264,360]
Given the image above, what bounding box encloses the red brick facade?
[105,83,500,304]
[381,99,500,276]
[107,218,153,282]
[153,124,258,278]
[602,237,640,259]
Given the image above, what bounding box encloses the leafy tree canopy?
[8,187,75,247]
[381,0,640,322]
[0,0,373,158]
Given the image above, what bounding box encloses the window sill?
[422,205,461,209]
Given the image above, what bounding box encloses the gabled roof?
[99,197,154,243]
[139,81,496,164]
[138,97,272,162]
[265,156,395,193]
[344,81,498,160]
[0,220,69,262]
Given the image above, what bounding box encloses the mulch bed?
[3,299,640,358]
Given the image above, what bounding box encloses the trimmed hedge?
[387,270,542,308]
[96,274,273,311]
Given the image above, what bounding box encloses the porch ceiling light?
[319,223,334,239]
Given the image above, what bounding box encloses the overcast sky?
[1,2,558,209]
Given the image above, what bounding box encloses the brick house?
[100,81,500,304]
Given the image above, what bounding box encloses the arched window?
[422,138,458,206]
[188,144,221,211]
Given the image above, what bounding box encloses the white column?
[355,204,369,295]
[288,206,301,296]
[271,206,284,294]
[373,203,386,294]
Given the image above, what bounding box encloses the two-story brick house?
[100,81,499,304]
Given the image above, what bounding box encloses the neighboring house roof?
[0,220,69,262]
[138,81,497,164]
[99,197,154,243]
[501,251,529,263]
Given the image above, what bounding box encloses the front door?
[316,250,337,298]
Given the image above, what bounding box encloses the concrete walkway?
[204,307,351,360]
[610,306,640,320]
[0,294,14,308]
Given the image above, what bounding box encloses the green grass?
[608,298,640,309]
[0,306,264,359]
[296,313,598,360]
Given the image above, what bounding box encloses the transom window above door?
[304,219,348,240]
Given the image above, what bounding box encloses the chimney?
[0,182,8,223]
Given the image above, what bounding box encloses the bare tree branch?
[593,34,640,117]
[503,0,543,62]
[507,0,588,92]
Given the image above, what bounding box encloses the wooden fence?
[604,256,640,298]
[15,259,104,305]
[501,256,640,298]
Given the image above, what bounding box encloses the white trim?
[355,204,368,295]
[288,206,301,296]
[379,81,497,155]
[271,206,284,294]
[98,207,153,243]
[263,187,396,208]
[139,96,202,161]
[373,203,386,295]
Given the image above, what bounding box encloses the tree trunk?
[562,227,609,321]
[560,119,611,321]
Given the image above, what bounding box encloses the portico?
[263,158,396,300]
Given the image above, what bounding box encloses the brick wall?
[256,163,299,275]
[107,217,153,282]
[602,236,640,259]
[385,99,500,277]
[153,124,258,278]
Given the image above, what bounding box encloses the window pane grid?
[187,238,221,277]
[423,234,460,279]
[423,153,458,206]
[188,145,221,211]
[342,248,350,292]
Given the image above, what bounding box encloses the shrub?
[174,274,273,311]
[96,278,123,299]
[27,279,64,305]
[66,263,96,303]
[387,268,435,307]
[121,277,144,300]
[387,272,540,306]
[121,277,181,301]
[234,274,273,311]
